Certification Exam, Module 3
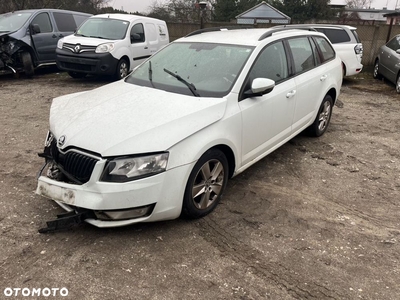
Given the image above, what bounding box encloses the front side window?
[130,23,145,43]
[32,13,52,33]
[287,37,315,74]
[76,18,129,40]
[247,41,288,83]
[0,12,32,32]
[126,42,254,97]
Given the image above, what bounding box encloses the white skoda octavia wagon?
[36,27,342,230]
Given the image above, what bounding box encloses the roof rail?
[258,26,317,41]
[185,26,252,37]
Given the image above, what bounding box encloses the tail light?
[354,44,363,55]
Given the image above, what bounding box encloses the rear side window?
[316,28,350,44]
[314,37,335,62]
[287,37,315,74]
[32,12,52,33]
[53,12,76,32]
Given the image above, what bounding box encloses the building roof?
[236,1,290,22]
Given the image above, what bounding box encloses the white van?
[55,14,169,79]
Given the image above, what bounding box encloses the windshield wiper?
[163,68,200,97]
[148,61,155,88]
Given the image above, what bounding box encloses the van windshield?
[76,18,129,40]
[0,12,32,33]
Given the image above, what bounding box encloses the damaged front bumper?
[0,33,25,74]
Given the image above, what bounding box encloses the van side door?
[129,23,151,69]
[30,12,57,63]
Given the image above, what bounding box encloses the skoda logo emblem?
[74,44,81,53]
[58,135,66,147]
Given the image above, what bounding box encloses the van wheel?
[396,74,400,94]
[68,71,87,79]
[308,95,333,137]
[115,58,129,80]
[181,149,229,219]
[21,52,34,77]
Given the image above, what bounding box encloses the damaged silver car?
[0,9,90,76]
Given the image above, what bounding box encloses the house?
[236,1,290,25]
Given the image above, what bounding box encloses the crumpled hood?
[50,81,227,157]
[62,34,116,46]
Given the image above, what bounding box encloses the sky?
[110,0,400,14]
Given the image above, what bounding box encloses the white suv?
[275,24,363,76]
[36,27,342,230]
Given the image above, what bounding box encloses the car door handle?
[144,46,148,49]
[286,90,296,98]
[320,75,328,81]
[52,34,58,38]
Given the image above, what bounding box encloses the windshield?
[126,42,254,97]
[76,18,129,40]
[0,12,32,33]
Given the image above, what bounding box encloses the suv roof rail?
[185,26,252,37]
[258,26,317,41]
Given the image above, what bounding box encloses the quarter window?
[314,37,335,62]
[31,12,52,33]
[287,37,315,74]
[315,28,350,44]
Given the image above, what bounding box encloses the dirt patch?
[0,69,399,299]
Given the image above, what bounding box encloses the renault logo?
[58,135,66,147]
[74,44,81,53]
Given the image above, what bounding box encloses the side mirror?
[31,24,41,34]
[244,78,275,98]
[130,33,141,43]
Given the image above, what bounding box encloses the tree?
[345,0,374,8]
[270,0,334,23]
[148,0,200,23]
[212,0,263,22]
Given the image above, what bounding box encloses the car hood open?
[50,80,227,157]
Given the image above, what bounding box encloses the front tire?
[308,95,333,137]
[181,149,229,219]
[373,60,381,79]
[396,74,400,94]
[115,58,129,80]
[21,51,34,77]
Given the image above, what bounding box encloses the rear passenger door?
[239,40,296,166]
[288,36,330,133]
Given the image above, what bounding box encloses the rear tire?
[308,95,333,137]
[68,71,87,79]
[373,60,381,79]
[21,51,34,77]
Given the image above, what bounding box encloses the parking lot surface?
[0,70,399,299]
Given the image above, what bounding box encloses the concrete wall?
[166,21,400,66]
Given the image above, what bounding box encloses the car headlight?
[101,153,169,182]
[95,43,115,53]
[57,39,63,49]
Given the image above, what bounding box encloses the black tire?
[181,149,229,219]
[68,71,87,79]
[21,51,34,77]
[308,95,333,137]
[373,60,381,80]
[115,58,129,80]
[396,74,400,94]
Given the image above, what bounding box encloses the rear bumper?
[56,49,119,76]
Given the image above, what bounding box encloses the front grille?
[50,140,98,184]
[62,43,96,53]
